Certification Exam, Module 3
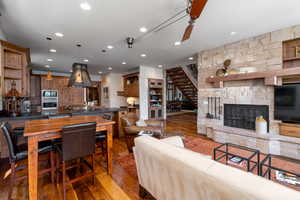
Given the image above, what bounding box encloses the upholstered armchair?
[121,113,164,152]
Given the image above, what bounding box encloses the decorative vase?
[255,116,267,134]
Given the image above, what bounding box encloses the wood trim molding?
[206,67,300,88]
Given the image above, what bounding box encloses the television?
[274,84,300,123]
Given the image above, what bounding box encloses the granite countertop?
[0,107,123,121]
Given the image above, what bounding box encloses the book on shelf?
[228,156,246,167]
[276,171,300,186]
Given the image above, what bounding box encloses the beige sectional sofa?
[133,136,300,200]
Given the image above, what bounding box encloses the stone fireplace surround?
[197,25,300,160]
[198,86,300,160]
[224,104,269,131]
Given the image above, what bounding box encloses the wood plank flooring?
[0,113,198,200]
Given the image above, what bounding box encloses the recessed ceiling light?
[158,65,163,68]
[47,58,53,62]
[49,49,56,53]
[230,31,237,36]
[45,65,50,68]
[108,67,113,70]
[80,2,91,10]
[188,57,194,60]
[98,71,103,74]
[83,59,89,62]
[54,32,64,37]
[122,62,127,65]
[174,41,181,46]
[107,45,114,49]
[70,70,73,72]
[139,27,147,33]
[140,54,147,57]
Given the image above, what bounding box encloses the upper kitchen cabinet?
[123,72,139,97]
[0,40,31,97]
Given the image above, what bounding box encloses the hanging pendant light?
[68,44,92,87]
[46,37,53,80]
[46,71,53,80]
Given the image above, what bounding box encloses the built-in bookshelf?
[283,38,300,69]
[148,79,163,119]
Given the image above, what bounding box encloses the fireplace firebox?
[224,104,269,132]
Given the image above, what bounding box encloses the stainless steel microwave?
[42,90,58,98]
[41,90,58,110]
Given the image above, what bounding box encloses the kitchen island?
[0,107,127,158]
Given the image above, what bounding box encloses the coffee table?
[213,143,260,174]
[260,154,300,186]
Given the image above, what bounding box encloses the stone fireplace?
[224,104,269,131]
[197,25,300,159]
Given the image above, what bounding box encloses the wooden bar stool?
[55,122,96,200]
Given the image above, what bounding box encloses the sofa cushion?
[160,136,185,148]
[206,161,300,200]
[134,136,217,200]
[134,135,300,200]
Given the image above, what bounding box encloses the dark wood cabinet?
[123,72,139,97]
[283,38,300,69]
[0,40,30,97]
[30,75,41,106]
[86,81,101,105]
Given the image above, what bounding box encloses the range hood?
[68,63,92,87]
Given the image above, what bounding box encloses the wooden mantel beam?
[206,67,300,88]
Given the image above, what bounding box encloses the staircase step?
[167,66,198,107]
[166,68,183,73]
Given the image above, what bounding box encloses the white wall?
[0,28,6,40]
[101,73,126,108]
[139,65,164,120]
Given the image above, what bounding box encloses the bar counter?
[0,107,126,158]
[0,107,122,121]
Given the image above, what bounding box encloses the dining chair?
[95,114,112,156]
[0,122,56,200]
[4,122,26,151]
[55,122,96,200]
[48,114,71,144]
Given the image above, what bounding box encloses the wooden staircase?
[167,67,198,107]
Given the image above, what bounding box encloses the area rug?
[114,136,300,191]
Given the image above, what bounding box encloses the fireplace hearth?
[224,104,269,132]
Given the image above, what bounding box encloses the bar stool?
[55,122,96,200]
[0,122,56,200]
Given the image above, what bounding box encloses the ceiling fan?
[182,0,208,42]
[102,0,208,50]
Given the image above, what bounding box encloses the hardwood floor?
[0,113,198,200]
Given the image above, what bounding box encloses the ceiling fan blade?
[190,0,208,20]
[182,24,194,41]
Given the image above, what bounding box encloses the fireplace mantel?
[206,67,300,88]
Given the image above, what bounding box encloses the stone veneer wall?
[197,25,300,135]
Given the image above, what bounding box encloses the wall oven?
[41,90,58,110]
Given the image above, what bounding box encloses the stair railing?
[181,65,198,89]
